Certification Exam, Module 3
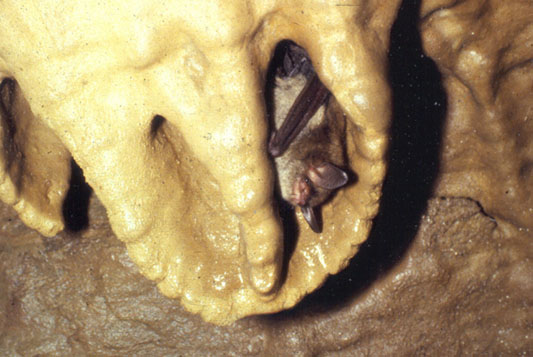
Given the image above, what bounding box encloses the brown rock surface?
[1,0,532,354]
[421,0,533,230]
[1,196,530,355]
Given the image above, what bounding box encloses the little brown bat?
[268,43,348,233]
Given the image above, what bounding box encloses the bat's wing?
[268,73,330,157]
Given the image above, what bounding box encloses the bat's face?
[289,174,336,208]
[286,161,348,232]
[291,162,348,208]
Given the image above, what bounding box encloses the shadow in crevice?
[265,0,447,319]
[277,198,300,287]
[0,78,25,193]
[62,159,93,232]
[150,115,166,140]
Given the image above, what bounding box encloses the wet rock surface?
[0,0,400,322]
[421,0,533,230]
[1,0,532,353]
[1,196,530,355]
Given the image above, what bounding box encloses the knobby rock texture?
[0,0,532,354]
[0,0,400,323]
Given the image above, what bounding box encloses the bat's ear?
[301,205,321,233]
[309,163,348,190]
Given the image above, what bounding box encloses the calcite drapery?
[0,1,399,324]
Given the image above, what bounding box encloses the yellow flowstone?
[0,1,398,324]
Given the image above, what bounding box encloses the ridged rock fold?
[0,1,400,324]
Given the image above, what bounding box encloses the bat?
[268,43,348,233]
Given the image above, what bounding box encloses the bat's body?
[269,44,348,232]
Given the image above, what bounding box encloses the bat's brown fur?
[272,73,346,208]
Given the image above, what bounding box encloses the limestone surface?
[0,1,400,323]
[0,0,532,351]
[0,197,530,355]
[421,0,533,230]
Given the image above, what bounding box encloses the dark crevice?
[62,159,92,232]
[0,78,25,191]
[264,0,447,320]
[150,115,166,139]
[277,199,300,287]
